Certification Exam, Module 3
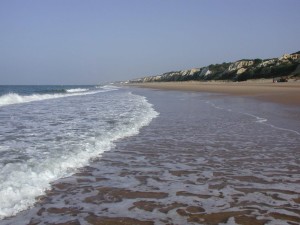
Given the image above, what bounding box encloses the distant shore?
[126,79,300,106]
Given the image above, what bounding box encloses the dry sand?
[127,79,300,106]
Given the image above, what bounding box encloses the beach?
[0,85,300,225]
[128,80,300,106]
[1,84,299,225]
[1,0,300,224]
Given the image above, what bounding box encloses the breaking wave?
[0,86,116,107]
[66,88,89,93]
[0,89,158,219]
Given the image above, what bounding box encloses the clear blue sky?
[0,0,299,85]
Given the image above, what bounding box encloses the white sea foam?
[0,90,158,219]
[66,88,89,93]
[244,112,300,135]
[206,100,300,136]
[244,112,268,123]
[0,87,114,107]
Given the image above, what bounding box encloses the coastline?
[2,87,300,225]
[126,80,300,106]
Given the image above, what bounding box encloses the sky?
[0,0,299,85]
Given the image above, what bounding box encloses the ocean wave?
[66,88,89,93]
[39,89,67,94]
[100,85,119,91]
[0,93,63,107]
[0,91,159,219]
[0,88,114,107]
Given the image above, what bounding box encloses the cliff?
[130,52,300,83]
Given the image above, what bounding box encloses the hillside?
[130,52,300,83]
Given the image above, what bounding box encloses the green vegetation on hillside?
[130,51,300,83]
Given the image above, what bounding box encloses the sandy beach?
[2,87,300,225]
[127,80,300,106]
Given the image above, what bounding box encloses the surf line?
[243,112,300,136]
[206,101,300,136]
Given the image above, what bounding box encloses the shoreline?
[126,80,300,106]
[2,87,300,225]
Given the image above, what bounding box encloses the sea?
[0,85,299,225]
[0,85,158,222]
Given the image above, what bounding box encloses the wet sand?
[1,88,300,225]
[128,80,300,106]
